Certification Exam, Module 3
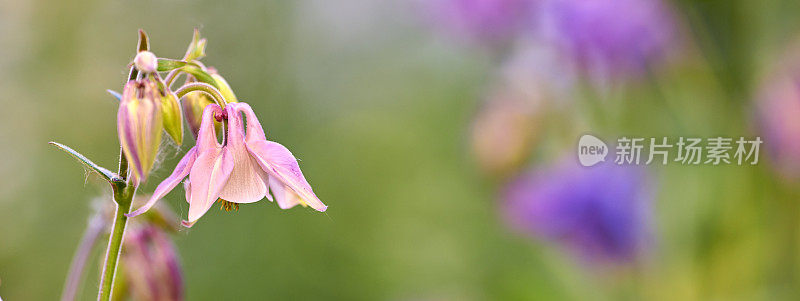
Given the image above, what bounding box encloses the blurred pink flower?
[128,103,327,227]
[757,65,800,179]
[471,87,540,176]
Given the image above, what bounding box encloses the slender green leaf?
[157,59,188,72]
[49,141,122,182]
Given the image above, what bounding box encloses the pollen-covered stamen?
[217,198,239,212]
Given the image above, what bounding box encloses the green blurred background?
[2,0,800,300]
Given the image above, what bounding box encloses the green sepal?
[184,28,207,61]
[137,29,150,52]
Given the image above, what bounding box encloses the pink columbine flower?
[127,102,327,227]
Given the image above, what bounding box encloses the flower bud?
[211,73,237,103]
[121,224,184,301]
[133,51,158,74]
[161,91,184,145]
[118,80,163,182]
[181,90,217,138]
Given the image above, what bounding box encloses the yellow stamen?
[217,199,239,212]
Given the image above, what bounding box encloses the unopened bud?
[118,80,163,182]
[210,73,237,103]
[181,91,217,138]
[134,51,158,74]
[121,224,184,301]
[161,91,184,145]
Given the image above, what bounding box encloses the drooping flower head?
[128,102,327,227]
[121,223,184,301]
[181,87,217,139]
[423,0,536,45]
[503,160,653,264]
[542,0,677,76]
[118,80,163,183]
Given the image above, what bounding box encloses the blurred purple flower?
[542,0,676,76]
[423,0,535,44]
[756,66,800,179]
[503,160,653,264]
[122,224,184,301]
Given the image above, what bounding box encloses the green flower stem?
[97,148,135,301]
[96,30,147,301]
[164,62,212,89]
[174,82,228,107]
[97,180,136,301]
[163,68,182,88]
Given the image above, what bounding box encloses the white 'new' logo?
[578,134,608,167]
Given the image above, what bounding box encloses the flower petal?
[268,176,305,209]
[247,140,327,212]
[183,179,191,204]
[127,147,198,217]
[196,104,223,151]
[185,147,234,225]
[216,105,269,203]
[230,102,267,143]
